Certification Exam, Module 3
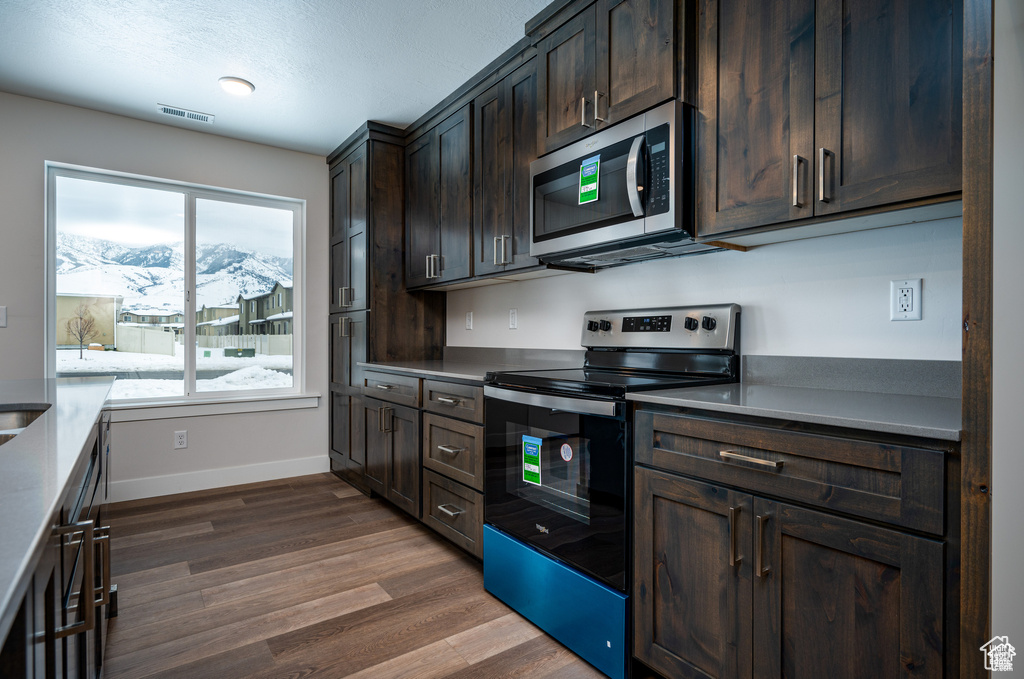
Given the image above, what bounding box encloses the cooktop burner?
[486,304,741,399]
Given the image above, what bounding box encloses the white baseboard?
[107,455,330,503]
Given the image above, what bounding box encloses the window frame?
[45,162,307,404]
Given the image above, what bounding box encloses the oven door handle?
[484,386,619,418]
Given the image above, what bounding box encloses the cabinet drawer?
[422,413,484,491]
[422,379,484,423]
[423,469,483,558]
[363,370,420,407]
[634,410,946,535]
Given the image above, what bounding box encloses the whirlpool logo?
[536,524,550,534]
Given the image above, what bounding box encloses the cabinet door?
[362,396,388,497]
[473,81,507,278]
[385,403,421,518]
[537,7,597,154]
[329,164,349,313]
[405,131,439,288]
[348,311,367,391]
[346,145,369,310]
[813,0,962,215]
[634,467,753,679]
[595,0,676,127]
[506,59,540,271]
[696,0,815,236]
[753,499,943,679]
[437,105,473,282]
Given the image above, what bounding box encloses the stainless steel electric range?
[482,304,741,679]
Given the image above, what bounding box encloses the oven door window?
[485,398,627,591]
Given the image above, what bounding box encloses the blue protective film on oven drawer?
[483,524,627,679]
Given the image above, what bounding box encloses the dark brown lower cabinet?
[361,396,421,518]
[635,467,944,679]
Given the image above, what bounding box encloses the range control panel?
[581,304,740,351]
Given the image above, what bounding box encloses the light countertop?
[627,382,961,441]
[0,378,113,642]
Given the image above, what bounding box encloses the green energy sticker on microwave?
[579,155,600,205]
[522,435,542,485]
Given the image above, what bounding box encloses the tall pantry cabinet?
[328,123,444,494]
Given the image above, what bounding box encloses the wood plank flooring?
[104,473,606,679]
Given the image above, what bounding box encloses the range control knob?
[684,317,699,332]
[587,320,600,332]
[701,316,717,331]
[599,320,612,332]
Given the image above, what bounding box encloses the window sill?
[107,392,321,422]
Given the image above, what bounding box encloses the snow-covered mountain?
[56,233,292,314]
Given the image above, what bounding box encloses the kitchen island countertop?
[0,377,113,642]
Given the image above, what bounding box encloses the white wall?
[448,217,963,360]
[0,92,329,500]
[992,0,1024,650]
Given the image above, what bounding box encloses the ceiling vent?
[156,104,215,125]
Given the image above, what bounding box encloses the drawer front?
[422,413,484,491]
[422,379,484,423]
[634,409,946,535]
[363,370,420,407]
[423,469,483,558]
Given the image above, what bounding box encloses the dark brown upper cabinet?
[537,0,676,156]
[405,105,473,288]
[473,59,540,277]
[697,0,962,237]
[330,146,368,311]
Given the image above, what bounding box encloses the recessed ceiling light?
[219,77,254,96]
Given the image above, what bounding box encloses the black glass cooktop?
[485,368,733,399]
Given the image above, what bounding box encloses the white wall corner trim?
[108,454,330,503]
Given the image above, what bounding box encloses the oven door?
[484,387,628,591]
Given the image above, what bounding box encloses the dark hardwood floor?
[104,472,605,678]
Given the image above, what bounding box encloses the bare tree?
[65,303,98,359]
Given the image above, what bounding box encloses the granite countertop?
[357,348,585,384]
[357,360,499,383]
[0,378,113,642]
[627,382,962,441]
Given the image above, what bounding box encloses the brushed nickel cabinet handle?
[756,515,770,578]
[581,97,591,128]
[719,450,784,471]
[94,526,111,606]
[792,155,804,207]
[436,396,461,405]
[382,406,393,433]
[340,317,351,337]
[729,506,741,566]
[493,236,501,266]
[594,91,605,123]
[437,444,465,456]
[375,384,396,391]
[503,235,511,264]
[377,405,384,432]
[341,286,353,308]
[819,148,832,203]
[438,503,463,518]
[54,520,95,639]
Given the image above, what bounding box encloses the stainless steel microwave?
[530,100,716,269]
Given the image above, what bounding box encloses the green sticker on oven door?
[579,155,600,205]
[522,435,542,485]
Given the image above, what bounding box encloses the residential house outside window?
[49,165,303,401]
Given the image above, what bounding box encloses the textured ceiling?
[0,0,553,155]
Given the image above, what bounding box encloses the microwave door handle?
[626,135,645,217]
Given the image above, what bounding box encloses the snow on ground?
[57,347,291,372]
[109,366,293,399]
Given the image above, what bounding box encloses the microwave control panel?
[645,123,671,217]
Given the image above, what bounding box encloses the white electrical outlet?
[890,279,922,321]
[509,308,518,329]
[174,430,188,449]
[465,311,473,330]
